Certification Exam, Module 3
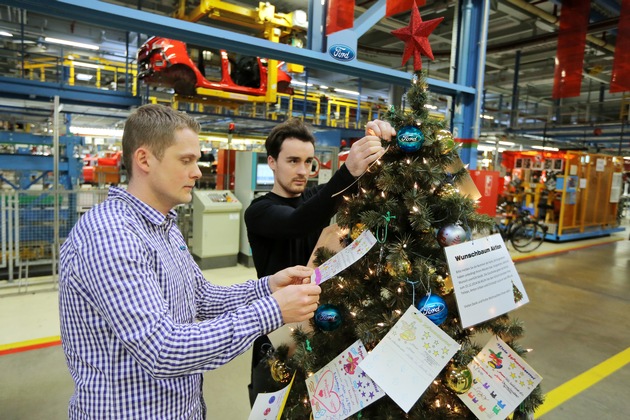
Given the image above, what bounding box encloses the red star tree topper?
[391,4,444,70]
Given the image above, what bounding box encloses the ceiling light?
[335,88,360,96]
[70,61,102,69]
[0,30,13,37]
[69,126,122,137]
[291,80,313,87]
[478,145,505,152]
[531,145,559,151]
[75,73,93,81]
[45,36,99,51]
[424,104,437,110]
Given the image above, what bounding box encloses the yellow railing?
[21,55,137,95]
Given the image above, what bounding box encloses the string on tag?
[376,211,396,243]
[417,273,433,311]
[331,144,390,198]
[376,211,395,275]
[406,279,420,307]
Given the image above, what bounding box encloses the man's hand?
[365,119,396,141]
[269,265,321,323]
[344,120,396,177]
[271,283,321,323]
[268,265,313,293]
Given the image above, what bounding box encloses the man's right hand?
[271,283,321,324]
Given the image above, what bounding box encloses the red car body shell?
[137,36,293,96]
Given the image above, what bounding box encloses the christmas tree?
[264,71,544,419]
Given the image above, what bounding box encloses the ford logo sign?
[329,44,356,62]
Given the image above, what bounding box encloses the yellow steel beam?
[175,0,299,37]
[181,87,271,105]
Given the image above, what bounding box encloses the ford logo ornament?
[328,44,356,62]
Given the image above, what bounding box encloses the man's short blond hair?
[122,104,200,178]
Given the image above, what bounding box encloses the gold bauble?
[436,129,456,153]
[439,184,458,197]
[438,275,454,295]
[445,364,473,394]
[350,223,366,240]
[270,359,291,383]
[385,258,412,277]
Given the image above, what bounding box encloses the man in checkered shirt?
[58,104,321,419]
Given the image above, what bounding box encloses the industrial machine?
[191,189,242,269]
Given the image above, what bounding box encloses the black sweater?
[244,165,356,278]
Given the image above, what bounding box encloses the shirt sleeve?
[191,260,275,321]
[245,164,356,239]
[69,226,283,379]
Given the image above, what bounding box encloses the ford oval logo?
[328,44,356,62]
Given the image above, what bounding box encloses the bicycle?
[493,207,548,253]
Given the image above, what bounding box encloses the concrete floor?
[0,235,629,419]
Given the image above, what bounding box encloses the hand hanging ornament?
[390,3,444,71]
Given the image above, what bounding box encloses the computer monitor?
[254,154,274,191]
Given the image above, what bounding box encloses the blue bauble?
[437,224,467,247]
[397,126,425,152]
[417,294,448,325]
[314,304,342,331]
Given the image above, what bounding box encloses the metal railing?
[0,188,108,294]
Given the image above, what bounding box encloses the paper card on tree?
[359,306,460,413]
[248,373,295,420]
[444,233,529,328]
[305,340,384,420]
[458,336,542,419]
[310,230,376,285]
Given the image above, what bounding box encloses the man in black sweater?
[244,117,395,404]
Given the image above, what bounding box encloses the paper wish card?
[248,374,295,420]
[458,336,542,419]
[444,233,529,328]
[305,340,384,420]
[310,230,377,286]
[359,306,460,413]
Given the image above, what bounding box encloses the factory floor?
[0,227,629,419]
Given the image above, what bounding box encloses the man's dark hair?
[265,118,316,159]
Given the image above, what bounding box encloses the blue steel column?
[509,50,521,129]
[307,0,326,52]
[451,0,489,169]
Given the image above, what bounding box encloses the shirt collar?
[108,186,178,226]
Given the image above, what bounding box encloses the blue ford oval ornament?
[314,304,342,331]
[396,125,425,152]
[417,294,448,325]
[328,44,356,62]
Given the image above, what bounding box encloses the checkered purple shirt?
[59,187,282,419]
